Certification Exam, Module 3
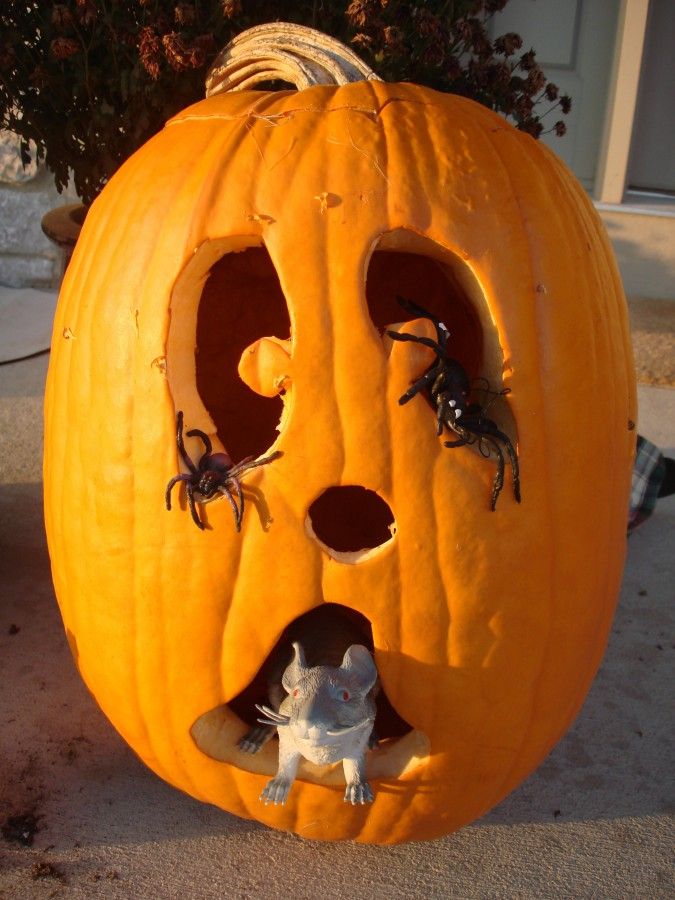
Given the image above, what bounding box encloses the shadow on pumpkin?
[175,480,277,533]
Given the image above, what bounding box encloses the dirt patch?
[1,810,40,847]
[31,860,67,884]
[628,297,675,386]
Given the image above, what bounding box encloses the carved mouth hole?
[228,604,413,742]
[307,486,395,557]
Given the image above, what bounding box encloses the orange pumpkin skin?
[43,81,636,844]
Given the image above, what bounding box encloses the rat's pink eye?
[342,690,350,701]
[293,689,300,698]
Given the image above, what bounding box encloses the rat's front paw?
[260,776,293,805]
[238,725,272,754]
[344,781,374,805]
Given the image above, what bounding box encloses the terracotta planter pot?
[41,203,87,273]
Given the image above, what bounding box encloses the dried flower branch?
[0,0,571,205]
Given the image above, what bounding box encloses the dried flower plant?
[0,1,570,205]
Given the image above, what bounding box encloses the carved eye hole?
[292,688,300,698]
[341,690,350,702]
[193,245,291,463]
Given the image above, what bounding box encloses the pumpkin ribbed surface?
[44,81,635,844]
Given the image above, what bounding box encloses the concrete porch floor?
[0,352,673,899]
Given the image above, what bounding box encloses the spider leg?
[431,371,447,397]
[470,416,519,483]
[475,434,505,511]
[395,296,432,319]
[489,428,521,503]
[229,451,283,530]
[437,396,462,436]
[186,427,213,457]
[175,411,198,474]
[228,455,255,473]
[218,482,242,532]
[397,366,443,405]
[386,330,446,358]
[442,415,474,445]
[227,475,244,532]
[491,443,506,511]
[232,479,244,532]
[448,419,519,516]
[185,483,206,530]
[165,473,193,510]
[229,450,283,479]
[395,297,450,352]
[477,385,512,415]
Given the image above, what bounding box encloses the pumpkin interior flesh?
[191,604,424,784]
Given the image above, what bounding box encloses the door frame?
[594,0,650,203]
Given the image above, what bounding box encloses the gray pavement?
[0,353,673,899]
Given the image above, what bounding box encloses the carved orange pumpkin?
[43,26,636,844]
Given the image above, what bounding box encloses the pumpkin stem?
[205,22,382,97]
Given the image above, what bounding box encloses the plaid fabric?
[628,435,666,534]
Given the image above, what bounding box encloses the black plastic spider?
[165,411,282,532]
[387,297,521,511]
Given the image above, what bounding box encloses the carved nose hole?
[307,486,395,562]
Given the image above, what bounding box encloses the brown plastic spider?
[165,411,282,532]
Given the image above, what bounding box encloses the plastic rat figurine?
[238,608,379,806]
[257,641,378,805]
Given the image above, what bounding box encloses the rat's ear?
[282,641,308,692]
[340,644,377,693]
